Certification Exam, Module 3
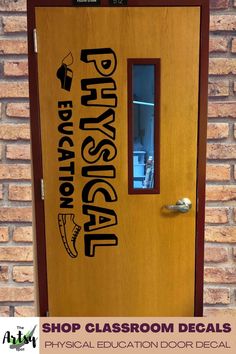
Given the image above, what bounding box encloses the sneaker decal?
[58,213,81,258]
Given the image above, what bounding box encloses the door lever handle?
[164,198,192,213]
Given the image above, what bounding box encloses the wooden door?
[29,1,208,316]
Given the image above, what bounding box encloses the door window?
[128,59,160,194]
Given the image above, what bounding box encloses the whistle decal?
[57,52,74,92]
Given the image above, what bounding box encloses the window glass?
[130,62,159,192]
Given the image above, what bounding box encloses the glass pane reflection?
[132,64,155,189]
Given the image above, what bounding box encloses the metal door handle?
[164,198,192,213]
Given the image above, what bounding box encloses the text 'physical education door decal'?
[56,48,118,258]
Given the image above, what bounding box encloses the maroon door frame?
[27,0,209,317]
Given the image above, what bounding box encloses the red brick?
[0,164,31,180]
[13,227,32,243]
[205,267,236,283]
[6,144,31,160]
[0,82,29,98]
[210,15,236,31]
[0,266,9,281]
[205,226,236,243]
[0,124,30,140]
[0,0,26,11]
[208,102,236,118]
[0,246,33,262]
[204,288,230,305]
[13,266,34,283]
[9,184,32,201]
[207,123,229,139]
[233,247,236,260]
[204,246,228,263]
[233,208,236,222]
[0,143,2,160]
[206,185,236,202]
[14,306,36,317]
[209,58,236,75]
[205,207,229,224]
[4,61,28,77]
[0,39,28,54]
[6,102,30,118]
[210,0,229,9]
[0,306,10,317]
[0,227,9,242]
[209,37,228,53]
[206,164,230,181]
[207,143,236,159]
[208,80,229,96]
[204,308,236,316]
[0,287,34,302]
[0,207,32,222]
[0,184,3,199]
[231,38,236,53]
[2,16,27,33]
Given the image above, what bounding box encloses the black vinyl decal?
[82,179,118,203]
[84,234,118,257]
[81,136,117,164]
[81,78,117,107]
[82,165,116,178]
[81,48,117,76]
[56,48,118,258]
[83,205,117,232]
[80,108,116,140]
[58,214,81,258]
[57,101,75,211]
[57,52,74,91]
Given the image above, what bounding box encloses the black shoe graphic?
[58,213,81,258]
[56,52,74,91]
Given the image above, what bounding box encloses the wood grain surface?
[36,6,200,316]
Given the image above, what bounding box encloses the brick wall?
[0,0,34,317]
[0,0,236,317]
[204,0,236,316]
